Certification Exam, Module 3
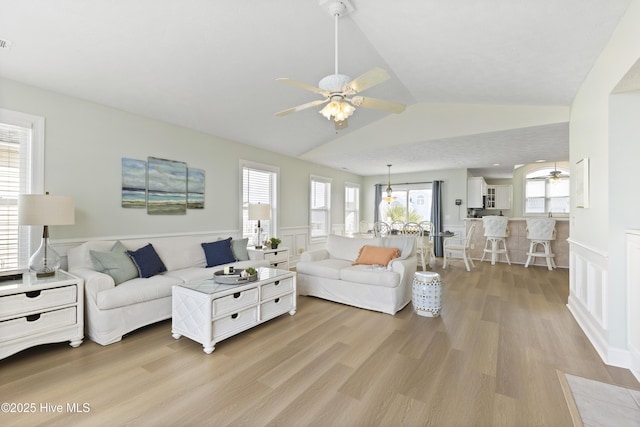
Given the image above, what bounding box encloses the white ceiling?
[0,0,632,177]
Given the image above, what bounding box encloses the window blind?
[0,123,30,270]
[242,166,275,239]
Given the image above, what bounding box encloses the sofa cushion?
[340,265,401,288]
[89,241,139,285]
[201,237,236,267]
[296,258,353,280]
[231,238,249,261]
[96,274,181,310]
[326,234,383,262]
[127,243,167,278]
[354,245,400,267]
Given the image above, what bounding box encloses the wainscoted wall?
[280,226,310,267]
[566,239,623,367]
[627,230,640,380]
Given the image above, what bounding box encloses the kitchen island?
[464,217,569,268]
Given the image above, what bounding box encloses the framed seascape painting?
[147,157,187,215]
[122,158,147,208]
[187,168,205,209]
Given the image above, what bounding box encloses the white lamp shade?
[19,194,75,226]
[248,203,271,221]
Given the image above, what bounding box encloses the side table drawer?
[213,288,259,317]
[262,277,294,300]
[261,293,294,320]
[0,307,77,342]
[0,285,77,319]
[213,306,258,340]
[270,261,289,270]
[264,251,288,262]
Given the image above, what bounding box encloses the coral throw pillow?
[354,245,401,266]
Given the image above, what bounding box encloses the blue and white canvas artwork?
[187,168,205,209]
[122,158,147,208]
[147,157,187,215]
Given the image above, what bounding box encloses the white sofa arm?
[389,256,418,280]
[299,249,329,262]
[69,268,115,303]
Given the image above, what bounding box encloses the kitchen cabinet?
[467,177,487,208]
[486,185,512,210]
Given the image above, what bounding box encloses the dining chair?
[419,221,435,268]
[390,220,405,234]
[443,223,476,271]
[373,221,390,237]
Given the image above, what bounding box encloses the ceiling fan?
[531,162,569,182]
[275,0,406,130]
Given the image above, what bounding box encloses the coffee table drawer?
[0,285,77,319]
[212,288,259,317]
[0,307,77,342]
[213,306,258,340]
[262,277,294,299]
[261,294,294,321]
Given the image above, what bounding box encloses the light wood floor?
[2,261,639,426]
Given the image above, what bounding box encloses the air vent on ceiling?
[0,38,13,50]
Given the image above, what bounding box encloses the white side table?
[248,246,289,270]
[0,270,84,360]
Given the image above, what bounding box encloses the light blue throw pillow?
[90,240,139,285]
[231,238,249,261]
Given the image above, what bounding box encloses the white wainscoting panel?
[627,230,640,381]
[280,226,309,267]
[567,238,613,365]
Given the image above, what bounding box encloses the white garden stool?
[412,271,442,317]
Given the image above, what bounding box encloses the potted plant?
[269,237,281,249]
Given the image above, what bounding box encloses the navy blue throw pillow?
[127,243,167,278]
[202,238,236,267]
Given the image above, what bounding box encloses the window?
[0,109,44,270]
[378,184,432,224]
[240,160,278,245]
[310,175,331,239]
[525,167,570,215]
[344,182,360,235]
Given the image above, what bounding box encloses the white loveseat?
[67,234,269,345]
[296,234,417,315]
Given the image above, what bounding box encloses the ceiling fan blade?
[347,68,390,93]
[351,96,406,114]
[276,78,330,96]
[335,119,348,130]
[275,99,328,117]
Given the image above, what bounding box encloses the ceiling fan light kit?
[275,0,405,128]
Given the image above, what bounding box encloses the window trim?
[524,166,570,216]
[0,108,45,269]
[310,174,332,242]
[344,181,360,236]
[239,160,279,243]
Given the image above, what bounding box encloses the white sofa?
[67,234,269,346]
[296,234,418,315]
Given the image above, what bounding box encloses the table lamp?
[19,192,75,277]
[248,203,270,249]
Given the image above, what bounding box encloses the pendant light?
[383,164,396,204]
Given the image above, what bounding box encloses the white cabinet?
[486,185,512,210]
[0,270,84,360]
[467,177,487,208]
[248,246,289,270]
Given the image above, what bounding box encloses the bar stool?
[480,216,511,265]
[525,218,557,270]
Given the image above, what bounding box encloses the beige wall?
[0,78,362,240]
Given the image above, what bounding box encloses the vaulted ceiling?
[0,0,632,177]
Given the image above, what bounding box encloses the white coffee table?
[171,267,296,354]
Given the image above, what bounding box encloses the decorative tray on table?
[213,269,258,285]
